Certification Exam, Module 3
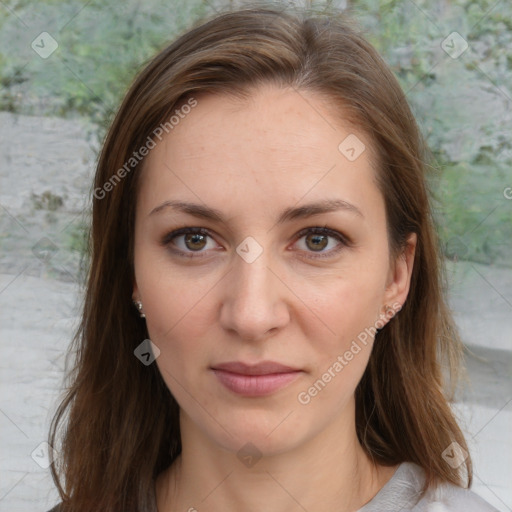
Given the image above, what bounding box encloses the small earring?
[385,304,394,315]
[133,300,146,318]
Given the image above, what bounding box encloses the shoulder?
[418,482,500,511]
[359,462,499,512]
[398,462,500,512]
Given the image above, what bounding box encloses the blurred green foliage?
[349,0,512,266]
[0,0,212,129]
[0,0,511,265]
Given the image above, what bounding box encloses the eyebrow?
[149,198,364,223]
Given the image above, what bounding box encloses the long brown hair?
[49,4,471,511]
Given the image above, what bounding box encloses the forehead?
[137,85,381,220]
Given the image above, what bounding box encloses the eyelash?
[161,226,351,260]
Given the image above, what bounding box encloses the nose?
[219,247,290,342]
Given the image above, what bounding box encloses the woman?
[47,4,498,512]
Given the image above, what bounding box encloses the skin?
[132,84,417,512]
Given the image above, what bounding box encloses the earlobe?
[132,281,146,318]
[132,277,139,302]
[384,232,417,309]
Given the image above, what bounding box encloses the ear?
[132,278,139,302]
[382,232,417,314]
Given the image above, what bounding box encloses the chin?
[200,406,310,458]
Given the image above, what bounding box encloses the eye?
[161,227,220,258]
[294,226,350,259]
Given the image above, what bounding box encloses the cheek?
[144,280,215,356]
[134,251,219,372]
[297,264,387,393]
[143,280,214,404]
[306,267,387,343]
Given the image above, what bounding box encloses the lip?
[212,361,300,375]
[211,361,303,397]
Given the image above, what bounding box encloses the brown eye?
[184,233,208,251]
[161,227,219,258]
[305,233,329,252]
[294,226,350,259]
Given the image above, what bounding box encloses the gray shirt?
[358,462,500,511]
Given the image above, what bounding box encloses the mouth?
[210,361,303,397]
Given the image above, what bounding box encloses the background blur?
[0,0,511,511]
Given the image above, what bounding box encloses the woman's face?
[133,84,415,456]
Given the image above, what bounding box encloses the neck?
[156,403,397,512]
